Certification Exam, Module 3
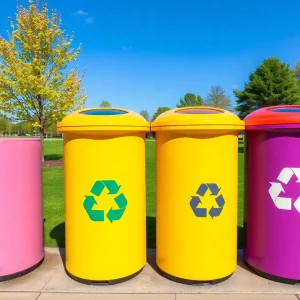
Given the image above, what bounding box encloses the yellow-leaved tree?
[0,0,87,159]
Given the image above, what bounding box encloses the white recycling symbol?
[269,168,300,213]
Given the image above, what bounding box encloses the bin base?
[245,261,299,285]
[0,256,44,282]
[158,267,233,285]
[66,267,144,285]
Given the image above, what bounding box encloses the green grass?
[44,139,63,161]
[238,140,245,248]
[146,141,156,248]
[43,139,245,248]
[43,167,64,247]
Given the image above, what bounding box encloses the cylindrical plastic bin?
[151,107,244,283]
[57,108,149,283]
[0,138,44,281]
[244,105,300,283]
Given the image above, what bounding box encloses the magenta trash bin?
[0,138,44,280]
[244,106,300,284]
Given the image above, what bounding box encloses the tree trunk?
[39,127,44,162]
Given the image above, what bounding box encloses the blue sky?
[1,0,300,116]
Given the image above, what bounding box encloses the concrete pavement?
[0,293,299,300]
[0,249,300,299]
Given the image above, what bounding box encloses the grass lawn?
[44,139,63,161]
[43,139,245,248]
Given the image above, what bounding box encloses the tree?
[11,122,19,135]
[0,117,7,134]
[44,122,58,137]
[177,93,204,108]
[0,0,87,158]
[140,110,150,122]
[294,62,300,83]
[15,120,32,135]
[205,85,232,110]
[234,57,300,119]
[22,121,33,134]
[100,100,112,107]
[151,107,171,121]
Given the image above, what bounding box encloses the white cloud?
[85,17,95,24]
[232,84,239,89]
[74,10,88,16]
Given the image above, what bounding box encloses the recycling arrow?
[215,194,225,206]
[207,184,220,196]
[83,196,105,221]
[83,180,127,223]
[107,193,128,223]
[268,182,291,210]
[102,180,121,194]
[90,181,105,196]
[294,196,300,213]
[90,180,121,197]
[190,196,207,217]
[197,183,220,196]
[269,168,300,213]
[277,168,300,184]
[197,184,208,197]
[191,183,225,219]
[209,195,225,218]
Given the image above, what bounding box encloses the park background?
[1,0,300,248]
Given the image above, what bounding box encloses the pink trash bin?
[0,138,44,280]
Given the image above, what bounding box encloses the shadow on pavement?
[50,222,66,269]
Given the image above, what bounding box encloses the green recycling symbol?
[83,180,128,223]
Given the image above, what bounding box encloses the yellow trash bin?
[151,107,244,283]
[57,108,149,283]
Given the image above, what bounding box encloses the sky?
[1,0,300,116]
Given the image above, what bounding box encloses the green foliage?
[151,106,171,121]
[234,57,300,119]
[140,110,150,121]
[12,120,34,134]
[294,62,300,83]
[44,122,58,134]
[205,85,232,110]
[0,0,87,143]
[21,121,33,134]
[177,93,204,108]
[0,117,8,133]
[99,100,112,107]
[0,118,36,135]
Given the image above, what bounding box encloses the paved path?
[0,249,300,299]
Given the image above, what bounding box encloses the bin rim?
[151,106,244,131]
[245,105,300,128]
[0,138,41,142]
[57,107,150,133]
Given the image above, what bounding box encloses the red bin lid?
[245,105,300,126]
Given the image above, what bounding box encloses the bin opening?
[269,107,300,113]
[176,108,223,114]
[80,109,128,115]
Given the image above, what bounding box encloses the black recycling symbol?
[190,183,225,218]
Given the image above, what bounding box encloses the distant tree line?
[141,85,232,122]
[144,57,300,121]
[91,58,300,123]
[0,117,59,137]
